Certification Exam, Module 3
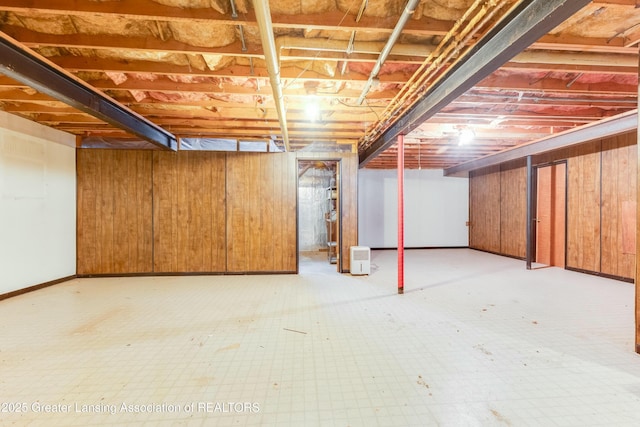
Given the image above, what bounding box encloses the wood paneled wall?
[153,152,226,273]
[601,133,636,279]
[500,160,527,258]
[226,153,297,272]
[77,150,153,275]
[77,150,357,275]
[469,131,636,280]
[469,165,501,253]
[565,143,602,273]
[469,161,526,258]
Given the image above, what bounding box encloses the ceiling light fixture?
[305,101,320,122]
[458,128,475,146]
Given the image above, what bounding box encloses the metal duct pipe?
[379,0,504,132]
[360,0,505,151]
[252,0,291,152]
[356,0,421,105]
[513,50,638,68]
[276,35,435,57]
[360,0,593,167]
[277,35,637,69]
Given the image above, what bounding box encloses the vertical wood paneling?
[272,154,285,270]
[77,149,97,273]
[536,163,566,267]
[226,153,297,272]
[566,143,601,272]
[153,151,226,273]
[78,149,353,276]
[339,154,358,273]
[469,165,501,253]
[469,132,635,280]
[601,133,636,279]
[152,151,178,271]
[552,163,567,267]
[500,160,526,258]
[77,150,153,275]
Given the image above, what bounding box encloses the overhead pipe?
[276,35,435,58]
[252,0,291,152]
[276,36,637,71]
[365,0,506,149]
[359,0,593,167]
[275,34,636,70]
[355,0,421,105]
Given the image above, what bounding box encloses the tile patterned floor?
[1,249,640,426]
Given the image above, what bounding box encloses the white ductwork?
[276,35,637,69]
[276,35,435,58]
[356,0,421,105]
[513,50,638,68]
[252,0,290,152]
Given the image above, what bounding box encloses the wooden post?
[398,134,405,294]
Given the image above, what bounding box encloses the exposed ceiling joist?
[444,109,638,177]
[1,1,635,56]
[0,1,637,167]
[358,0,593,168]
[0,0,451,35]
[0,32,177,150]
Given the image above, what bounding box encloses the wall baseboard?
[77,271,298,278]
[370,246,470,251]
[0,275,77,301]
[469,248,634,284]
[469,247,526,261]
[565,267,634,284]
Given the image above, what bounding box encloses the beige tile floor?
[1,249,640,426]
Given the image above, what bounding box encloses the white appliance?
[350,246,370,275]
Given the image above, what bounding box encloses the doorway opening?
[535,162,567,267]
[297,160,340,273]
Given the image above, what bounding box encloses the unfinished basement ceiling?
[0,0,637,169]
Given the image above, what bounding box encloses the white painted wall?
[0,111,76,294]
[358,168,469,248]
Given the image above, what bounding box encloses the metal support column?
[526,155,534,269]
[635,46,640,354]
[398,134,405,294]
